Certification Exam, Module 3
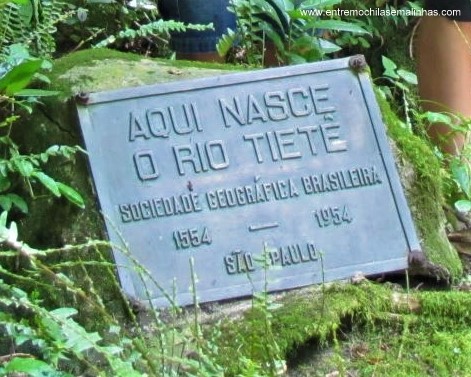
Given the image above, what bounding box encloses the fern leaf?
[216,28,237,57]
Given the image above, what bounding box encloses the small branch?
[0,353,35,364]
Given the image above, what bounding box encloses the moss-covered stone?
[17,49,242,247]
[49,48,242,100]
[277,282,471,377]
[12,49,245,323]
[12,49,462,326]
[4,49,468,375]
[375,92,463,281]
[211,282,400,375]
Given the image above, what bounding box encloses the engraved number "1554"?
[173,227,212,250]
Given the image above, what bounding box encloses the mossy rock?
[17,48,241,248]
[376,93,462,281]
[12,49,243,320]
[14,50,461,311]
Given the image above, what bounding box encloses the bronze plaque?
[76,57,420,306]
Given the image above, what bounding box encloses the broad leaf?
[422,111,453,126]
[318,37,342,53]
[303,0,343,8]
[0,60,42,96]
[7,193,28,213]
[0,0,29,6]
[455,199,471,213]
[397,69,418,85]
[308,19,369,34]
[216,28,237,57]
[32,171,60,196]
[4,358,58,376]
[0,211,7,227]
[451,161,471,198]
[382,55,398,79]
[13,159,34,177]
[14,89,59,97]
[0,196,12,211]
[50,307,78,319]
[57,182,85,209]
[0,175,11,192]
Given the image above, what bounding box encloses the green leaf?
[51,307,78,319]
[265,0,290,32]
[46,145,61,154]
[455,199,471,213]
[216,28,237,57]
[394,80,409,92]
[34,73,51,84]
[397,69,418,85]
[0,196,12,211]
[0,211,8,228]
[64,330,102,353]
[0,60,43,96]
[423,111,453,126]
[4,357,57,376]
[14,89,60,97]
[382,55,398,79]
[18,0,33,24]
[13,159,34,177]
[32,171,60,196]
[318,37,342,53]
[287,52,307,65]
[7,193,28,213]
[305,0,343,8]
[9,221,18,243]
[451,161,471,198]
[3,43,30,64]
[309,20,369,34]
[0,175,11,192]
[0,115,19,128]
[57,182,85,208]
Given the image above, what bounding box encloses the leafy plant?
[218,0,368,65]
[0,211,277,376]
[377,55,471,216]
[335,0,424,51]
[0,46,85,213]
[417,111,471,213]
[377,55,418,131]
[94,19,214,50]
[0,0,68,57]
[0,211,146,376]
[57,0,166,54]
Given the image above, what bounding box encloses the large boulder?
[15,48,462,302]
[17,49,241,248]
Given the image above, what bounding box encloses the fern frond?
[216,28,237,57]
[93,19,214,48]
[0,1,67,57]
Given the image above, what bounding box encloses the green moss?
[375,91,463,281]
[214,283,393,375]
[419,290,471,329]
[212,283,471,376]
[49,48,244,100]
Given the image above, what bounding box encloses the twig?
[0,353,35,364]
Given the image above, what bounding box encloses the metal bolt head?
[349,55,367,72]
[75,92,90,105]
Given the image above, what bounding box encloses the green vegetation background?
[1,1,470,376]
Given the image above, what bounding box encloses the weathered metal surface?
[76,57,420,306]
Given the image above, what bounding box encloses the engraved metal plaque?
[76,57,420,306]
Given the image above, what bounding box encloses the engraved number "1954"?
[313,205,353,228]
[173,227,212,250]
